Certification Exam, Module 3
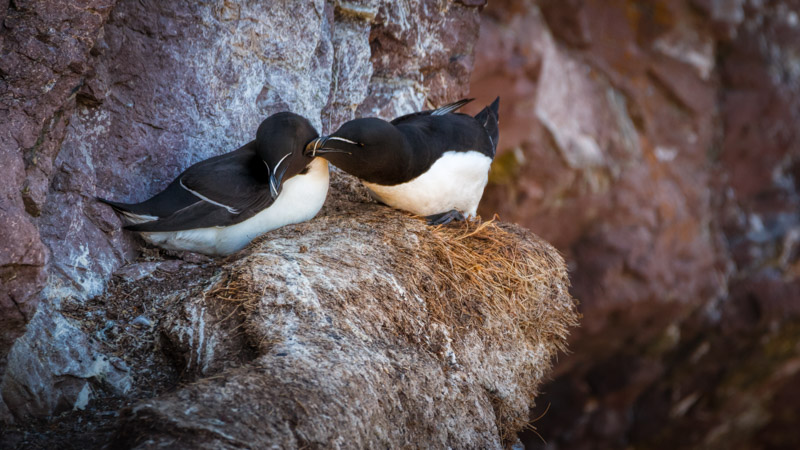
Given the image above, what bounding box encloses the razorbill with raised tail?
[98,112,329,256]
[304,97,499,225]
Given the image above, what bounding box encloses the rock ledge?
[3,174,577,449]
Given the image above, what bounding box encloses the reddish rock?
[471,0,800,448]
[0,209,47,375]
[0,0,114,377]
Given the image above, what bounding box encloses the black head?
[256,112,319,197]
[303,118,410,184]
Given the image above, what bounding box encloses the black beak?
[304,136,352,157]
[304,136,327,157]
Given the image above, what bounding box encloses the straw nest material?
[109,171,578,448]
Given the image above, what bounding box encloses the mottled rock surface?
[0,0,483,424]
[470,0,800,448]
[0,174,577,448]
[0,0,114,383]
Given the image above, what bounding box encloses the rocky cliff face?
[470,0,800,448]
[1,0,582,447]
[10,0,796,447]
[0,0,480,417]
[0,0,114,384]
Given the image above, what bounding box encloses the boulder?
[1,174,578,448]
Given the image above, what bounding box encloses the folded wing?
[113,143,276,232]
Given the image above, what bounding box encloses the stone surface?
[16,0,800,446]
[0,174,578,448]
[1,302,132,419]
[1,0,484,421]
[110,188,575,448]
[470,0,800,448]
[0,0,113,380]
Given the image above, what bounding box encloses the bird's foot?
[426,209,465,226]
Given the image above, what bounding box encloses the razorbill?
[304,97,499,224]
[98,112,329,256]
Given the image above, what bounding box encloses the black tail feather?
[96,196,161,226]
[474,96,500,156]
[391,98,476,125]
[96,197,136,214]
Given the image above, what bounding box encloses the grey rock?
[114,262,163,283]
[1,0,486,422]
[1,302,131,420]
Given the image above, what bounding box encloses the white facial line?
[268,172,279,198]
[273,153,291,176]
[180,178,240,214]
[264,161,277,198]
[327,136,359,145]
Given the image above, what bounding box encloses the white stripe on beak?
[311,137,323,157]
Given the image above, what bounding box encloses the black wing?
[390,98,474,125]
[178,144,274,216]
[121,142,275,232]
[97,142,262,219]
[124,200,246,232]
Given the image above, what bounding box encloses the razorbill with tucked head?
[98,112,329,256]
[304,98,499,224]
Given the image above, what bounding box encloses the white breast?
[140,158,330,256]
[362,151,492,218]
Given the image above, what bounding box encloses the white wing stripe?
[121,211,158,223]
[179,178,240,214]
